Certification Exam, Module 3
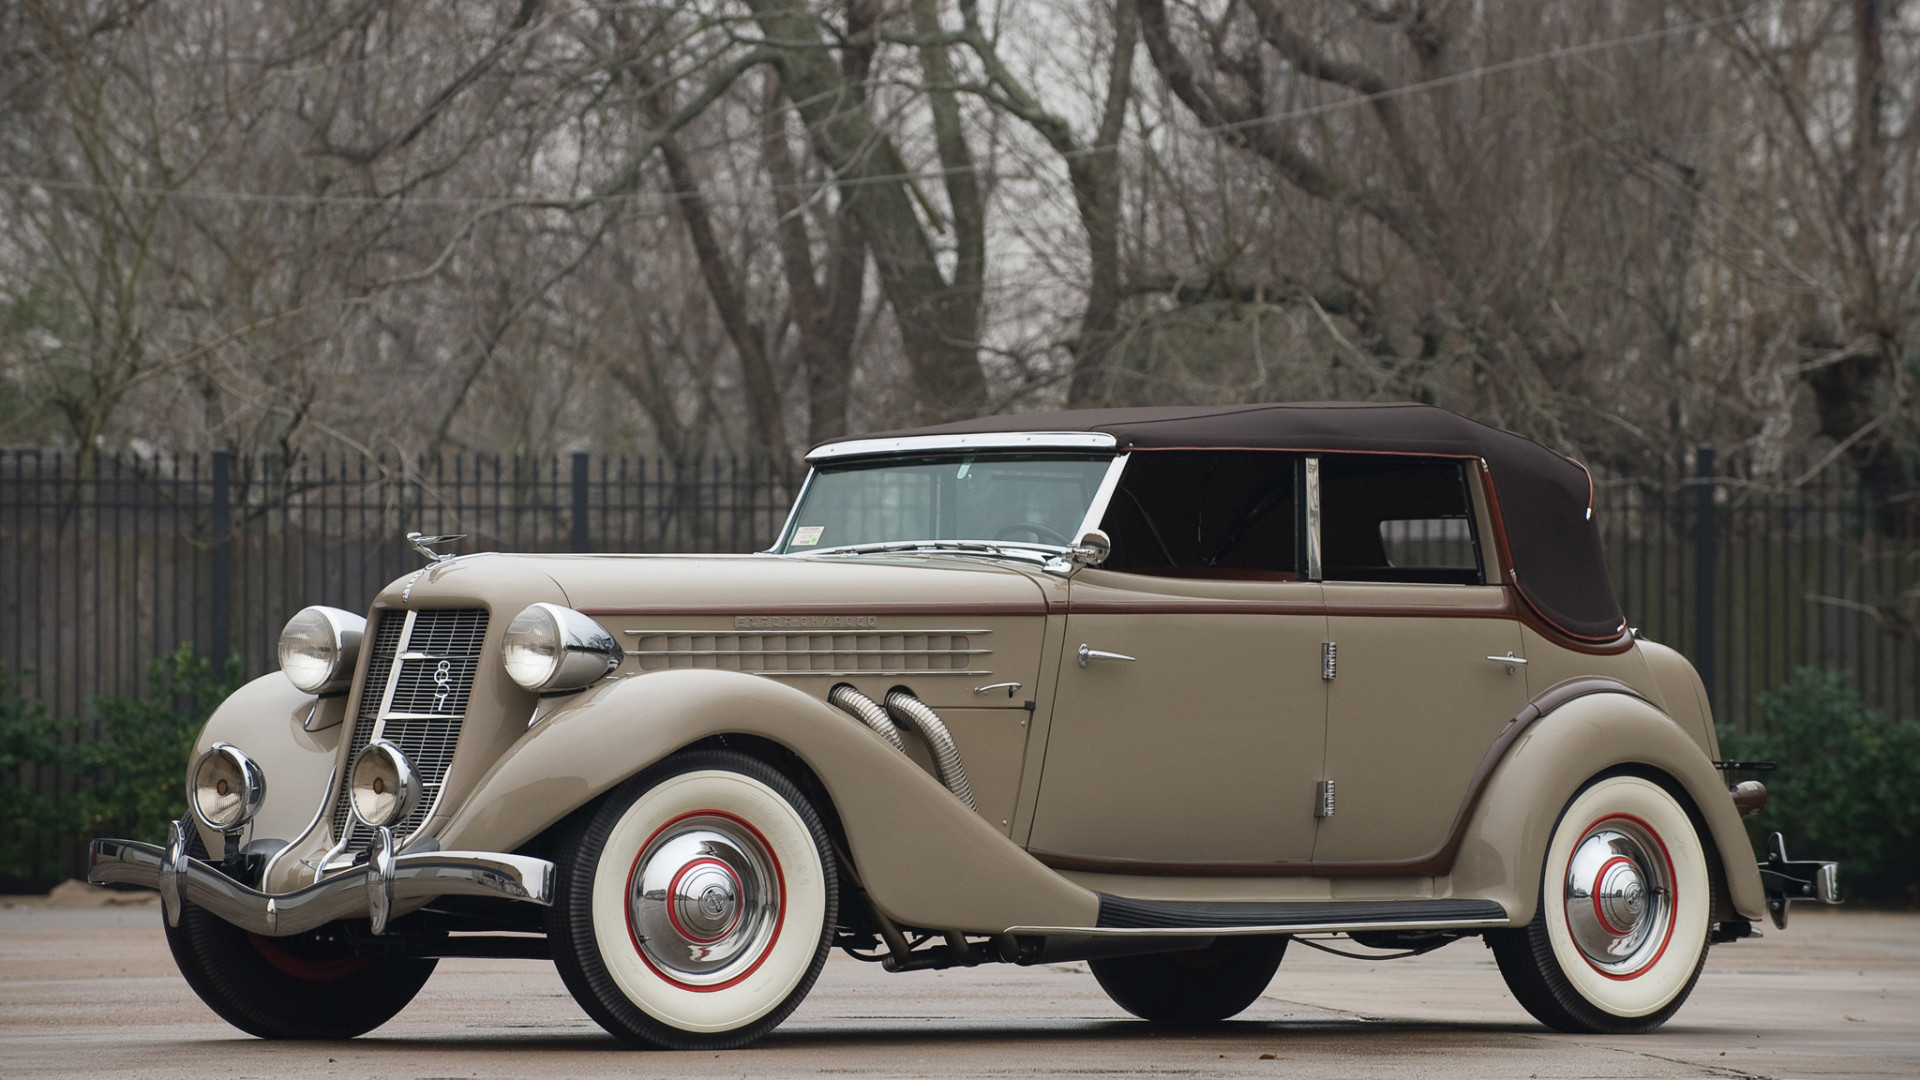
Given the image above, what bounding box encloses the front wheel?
[164,830,436,1038]
[547,750,839,1050]
[1489,774,1712,1034]
[1090,937,1287,1023]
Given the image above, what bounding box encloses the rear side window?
[1319,456,1483,585]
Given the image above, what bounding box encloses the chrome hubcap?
[1564,818,1673,975]
[669,858,741,943]
[627,815,781,987]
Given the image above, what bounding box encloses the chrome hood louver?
[628,627,991,676]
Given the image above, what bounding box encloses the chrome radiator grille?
[330,608,489,849]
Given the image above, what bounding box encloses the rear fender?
[1450,692,1765,924]
[435,669,1098,933]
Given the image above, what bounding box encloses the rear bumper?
[1758,831,1840,929]
[88,825,554,937]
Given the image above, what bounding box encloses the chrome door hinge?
[1322,641,1337,680]
[1315,779,1336,819]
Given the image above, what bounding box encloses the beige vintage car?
[90,403,1839,1049]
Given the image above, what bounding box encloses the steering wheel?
[994,521,1072,545]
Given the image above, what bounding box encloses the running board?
[1002,895,1509,938]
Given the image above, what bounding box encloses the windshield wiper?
[802,539,1056,563]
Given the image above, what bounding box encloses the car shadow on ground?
[180,1016,1682,1056]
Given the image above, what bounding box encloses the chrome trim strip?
[806,431,1118,462]
[314,814,357,878]
[1304,456,1323,581]
[263,764,339,885]
[379,610,417,718]
[1000,915,1512,938]
[88,837,554,937]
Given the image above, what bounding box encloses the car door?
[1309,454,1533,866]
[1025,450,1329,868]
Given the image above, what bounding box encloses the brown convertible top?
[833,403,1625,643]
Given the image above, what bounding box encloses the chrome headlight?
[278,605,366,694]
[350,740,419,828]
[501,603,622,693]
[190,743,265,833]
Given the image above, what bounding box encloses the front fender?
[191,673,349,861]
[1449,691,1766,924]
[436,669,1099,934]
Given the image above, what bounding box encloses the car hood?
[375,551,1054,614]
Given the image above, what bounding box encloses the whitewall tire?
[1491,773,1712,1033]
[548,749,838,1049]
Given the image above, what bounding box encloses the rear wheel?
[1489,774,1711,1034]
[547,750,838,1050]
[164,830,436,1038]
[1090,937,1287,1023]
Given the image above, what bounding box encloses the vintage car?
[90,403,1839,1048]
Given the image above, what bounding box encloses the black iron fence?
[1,451,795,723]
[3,446,1917,882]
[4,447,1918,725]
[1598,449,1917,732]
[7,447,1919,721]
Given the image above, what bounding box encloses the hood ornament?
[406,531,466,564]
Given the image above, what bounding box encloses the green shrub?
[0,646,241,884]
[1718,669,1920,906]
[0,673,71,882]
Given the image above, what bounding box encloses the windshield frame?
[770,450,1129,557]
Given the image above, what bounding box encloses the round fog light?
[350,740,419,828]
[191,743,265,833]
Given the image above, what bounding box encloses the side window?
[1319,456,1484,585]
[1098,451,1298,578]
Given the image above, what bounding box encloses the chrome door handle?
[1485,651,1528,675]
[1078,644,1136,668]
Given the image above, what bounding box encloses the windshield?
[778,453,1114,553]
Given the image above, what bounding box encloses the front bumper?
[88,824,554,937]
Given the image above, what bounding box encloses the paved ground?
[1,889,1914,1079]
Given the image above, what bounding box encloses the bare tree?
[3,0,1914,510]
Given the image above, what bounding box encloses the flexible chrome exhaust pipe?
[884,690,977,811]
[828,685,907,753]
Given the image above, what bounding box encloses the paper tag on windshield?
[791,526,825,547]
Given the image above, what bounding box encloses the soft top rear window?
[1320,456,1483,585]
